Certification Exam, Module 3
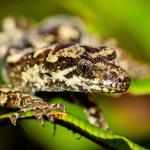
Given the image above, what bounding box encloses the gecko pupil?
[82,64,88,72]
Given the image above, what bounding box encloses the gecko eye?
[78,59,93,77]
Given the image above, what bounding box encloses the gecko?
[0,16,130,130]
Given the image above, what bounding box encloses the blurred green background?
[0,0,150,150]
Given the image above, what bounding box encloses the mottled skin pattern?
[0,16,130,130]
[6,44,130,93]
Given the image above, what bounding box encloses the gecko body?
[0,16,130,129]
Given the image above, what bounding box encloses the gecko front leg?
[0,87,65,126]
[69,93,109,130]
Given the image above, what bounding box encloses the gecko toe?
[34,108,45,126]
[46,113,55,123]
[33,103,65,126]
[10,110,25,126]
[35,114,45,126]
[10,114,18,126]
[51,103,65,112]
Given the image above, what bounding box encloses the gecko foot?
[85,107,110,131]
[0,87,65,126]
[10,103,65,126]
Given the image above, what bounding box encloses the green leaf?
[0,110,147,150]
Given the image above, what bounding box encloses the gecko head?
[76,58,130,93]
[76,45,131,93]
[47,44,130,93]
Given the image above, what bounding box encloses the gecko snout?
[100,68,131,93]
[113,68,131,92]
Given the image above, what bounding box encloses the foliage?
[0,102,148,150]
